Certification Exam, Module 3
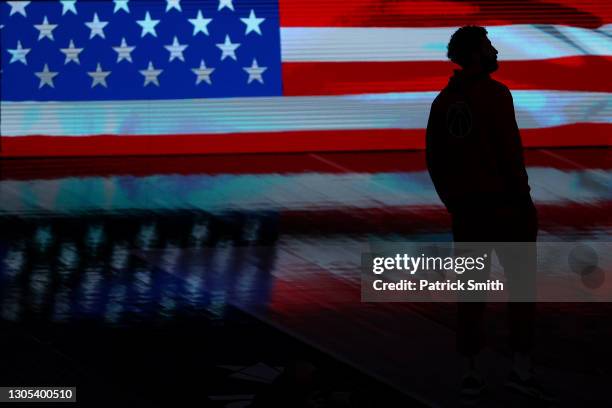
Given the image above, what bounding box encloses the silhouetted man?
[425,25,552,402]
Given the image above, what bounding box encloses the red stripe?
[283,57,612,96]
[0,148,607,180]
[279,0,611,28]
[1,123,610,158]
[0,130,424,158]
[278,201,612,235]
[2,149,608,180]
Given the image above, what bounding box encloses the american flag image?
[0,0,610,157]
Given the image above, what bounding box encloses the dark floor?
[0,148,610,407]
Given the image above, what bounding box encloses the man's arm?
[426,99,455,210]
[493,87,530,194]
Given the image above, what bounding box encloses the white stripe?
[280,25,612,62]
[1,91,610,136]
[598,23,612,37]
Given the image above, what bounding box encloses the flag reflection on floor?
[0,149,610,406]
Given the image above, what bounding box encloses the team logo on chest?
[446,101,472,139]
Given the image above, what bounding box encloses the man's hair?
[447,25,488,67]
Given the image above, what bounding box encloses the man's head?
[447,25,498,74]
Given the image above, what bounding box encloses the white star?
[113,0,130,13]
[85,13,108,39]
[7,1,30,17]
[216,35,240,61]
[241,9,265,35]
[137,11,160,37]
[7,40,30,65]
[166,0,181,12]
[218,0,234,11]
[35,64,58,88]
[113,38,135,63]
[243,59,267,84]
[88,63,111,88]
[189,10,212,36]
[60,39,83,64]
[60,0,77,15]
[165,36,188,62]
[140,62,162,87]
[192,60,214,85]
[34,16,58,41]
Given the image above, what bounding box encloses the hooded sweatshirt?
[425,69,531,214]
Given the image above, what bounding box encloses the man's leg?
[452,212,491,397]
[457,302,487,357]
[453,212,492,357]
[495,203,554,401]
[495,202,538,360]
